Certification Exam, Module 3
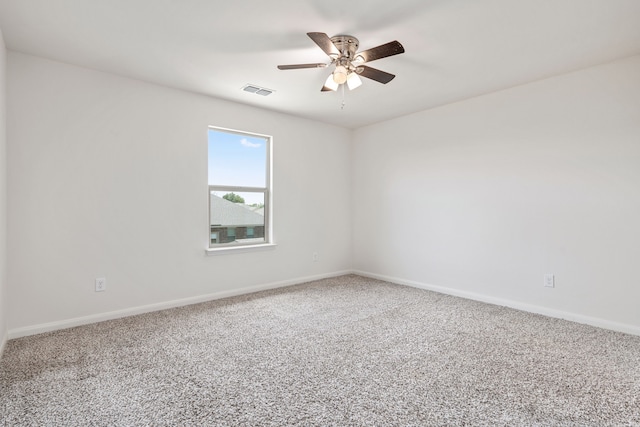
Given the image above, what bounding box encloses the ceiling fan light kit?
[278,32,404,92]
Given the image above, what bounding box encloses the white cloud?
[240,138,261,148]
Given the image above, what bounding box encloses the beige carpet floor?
[1,274,639,426]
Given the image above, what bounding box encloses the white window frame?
[206,126,274,254]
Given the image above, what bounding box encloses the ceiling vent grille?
[242,84,274,96]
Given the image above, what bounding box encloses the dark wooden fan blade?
[357,40,404,63]
[307,32,340,56]
[357,65,396,84]
[278,63,328,70]
[321,85,334,92]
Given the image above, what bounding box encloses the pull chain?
[340,83,346,110]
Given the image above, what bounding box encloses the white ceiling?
[1,0,640,129]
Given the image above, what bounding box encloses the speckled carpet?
[1,275,639,426]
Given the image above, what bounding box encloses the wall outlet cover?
[544,274,555,288]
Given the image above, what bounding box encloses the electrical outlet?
[312,252,319,262]
[95,277,107,292]
[544,274,555,288]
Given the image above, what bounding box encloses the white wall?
[7,50,640,339]
[0,27,7,352]
[353,55,640,334]
[7,52,352,336]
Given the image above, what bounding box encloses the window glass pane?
[208,129,267,188]
[210,191,266,245]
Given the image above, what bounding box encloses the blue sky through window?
[208,129,267,205]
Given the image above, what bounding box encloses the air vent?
[243,85,260,93]
[242,84,274,96]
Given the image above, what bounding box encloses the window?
[208,127,271,249]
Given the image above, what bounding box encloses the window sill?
[205,243,277,256]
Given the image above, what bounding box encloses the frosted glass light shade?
[333,65,348,84]
[324,74,339,91]
[347,72,362,90]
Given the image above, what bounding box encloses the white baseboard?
[0,329,6,359]
[354,270,640,337]
[8,270,352,339]
[11,269,638,340]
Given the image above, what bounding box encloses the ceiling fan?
[277,32,405,92]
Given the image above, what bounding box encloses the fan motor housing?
[330,35,359,59]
